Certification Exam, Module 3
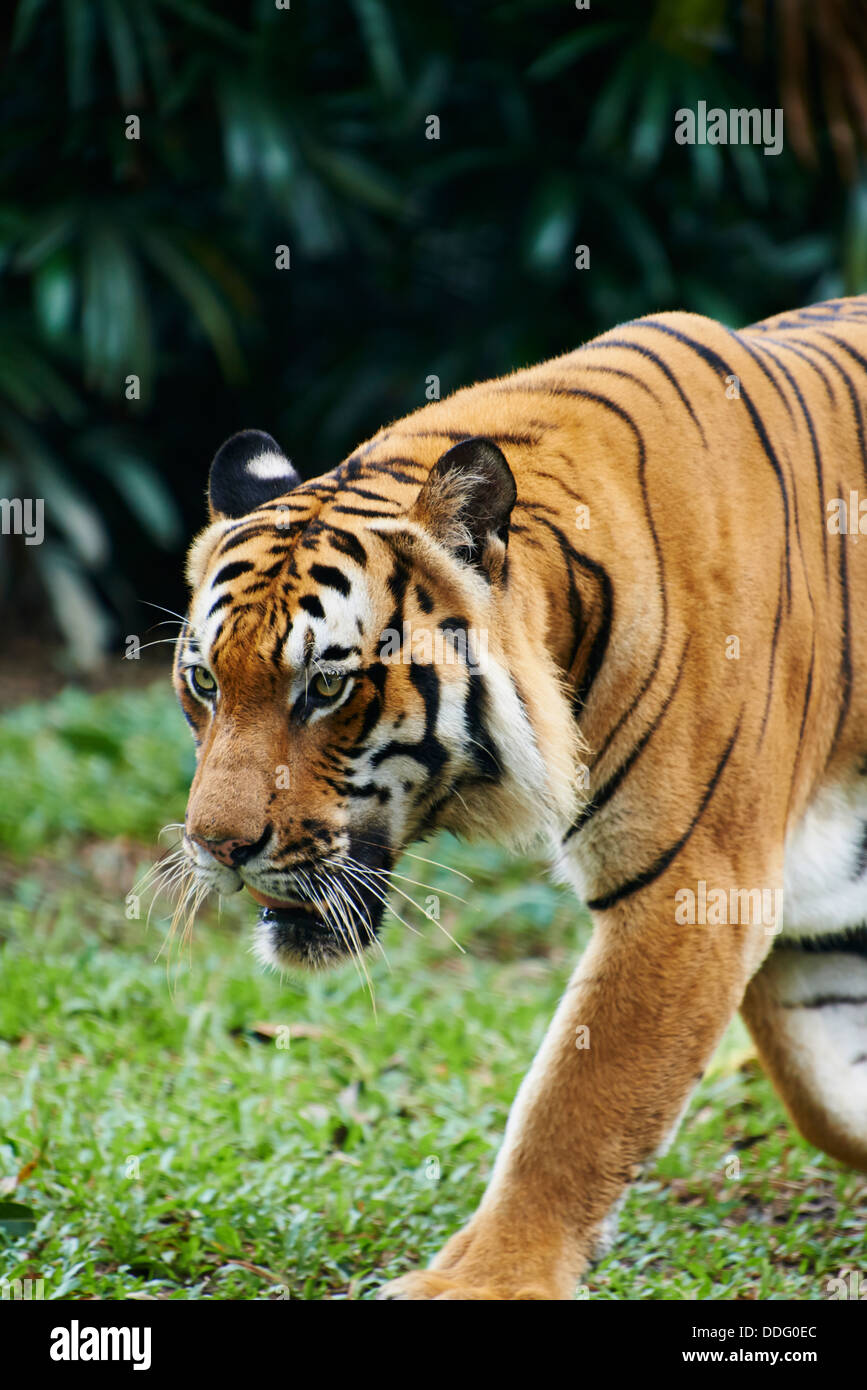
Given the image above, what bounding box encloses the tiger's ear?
[408,436,517,569]
[208,429,301,520]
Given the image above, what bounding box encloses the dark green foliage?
[0,0,865,658]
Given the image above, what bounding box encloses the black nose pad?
[230,824,271,866]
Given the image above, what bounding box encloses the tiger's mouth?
[247,880,383,971]
[246,885,313,914]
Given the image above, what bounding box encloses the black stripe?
[329,504,398,518]
[776,924,867,956]
[325,527,368,567]
[784,629,816,826]
[464,673,501,782]
[796,633,815,752]
[588,335,708,443]
[748,337,829,579]
[759,558,785,745]
[526,388,666,727]
[814,330,867,481]
[343,780,392,805]
[370,660,448,779]
[567,364,663,403]
[829,520,852,763]
[415,583,434,614]
[496,367,663,408]
[785,335,867,484]
[586,717,741,913]
[730,330,814,610]
[514,513,616,711]
[298,594,325,619]
[754,311,867,332]
[783,994,867,1009]
[207,592,233,619]
[259,557,288,580]
[339,450,418,497]
[759,337,836,405]
[355,455,426,471]
[727,329,794,422]
[363,461,429,486]
[309,564,351,597]
[853,825,867,881]
[400,428,540,446]
[637,321,793,607]
[215,524,273,557]
[357,689,384,744]
[269,610,291,667]
[565,639,690,841]
[331,485,400,505]
[212,560,255,586]
[320,644,359,662]
[514,510,581,673]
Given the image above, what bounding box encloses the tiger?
[173,293,867,1300]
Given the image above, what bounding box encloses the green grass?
[0,683,864,1300]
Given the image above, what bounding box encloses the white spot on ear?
[247,452,294,480]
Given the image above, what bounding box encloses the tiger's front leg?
[378,859,773,1301]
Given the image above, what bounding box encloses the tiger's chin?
[251,902,381,971]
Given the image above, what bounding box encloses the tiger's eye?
[190,665,217,697]
[313,672,345,700]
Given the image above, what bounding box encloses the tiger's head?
[173,429,579,970]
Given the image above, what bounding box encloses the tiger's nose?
[189,828,269,867]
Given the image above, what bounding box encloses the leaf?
[0,346,82,423]
[728,134,768,209]
[0,1201,37,1238]
[305,146,405,218]
[25,451,109,567]
[12,0,50,52]
[81,221,153,395]
[32,544,113,670]
[524,174,578,274]
[584,45,642,149]
[217,80,262,187]
[527,22,627,83]
[12,205,78,272]
[63,0,97,109]
[55,725,123,757]
[844,174,867,295]
[139,227,245,381]
[34,250,77,339]
[157,0,251,49]
[101,0,144,104]
[87,442,183,547]
[349,0,405,98]
[133,2,170,102]
[629,62,672,172]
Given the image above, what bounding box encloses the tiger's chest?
[782,778,867,938]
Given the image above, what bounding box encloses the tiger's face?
[173,429,571,971]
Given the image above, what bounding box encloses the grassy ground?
[0,682,864,1300]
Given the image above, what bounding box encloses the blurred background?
[2,0,867,685]
[2,0,867,1301]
